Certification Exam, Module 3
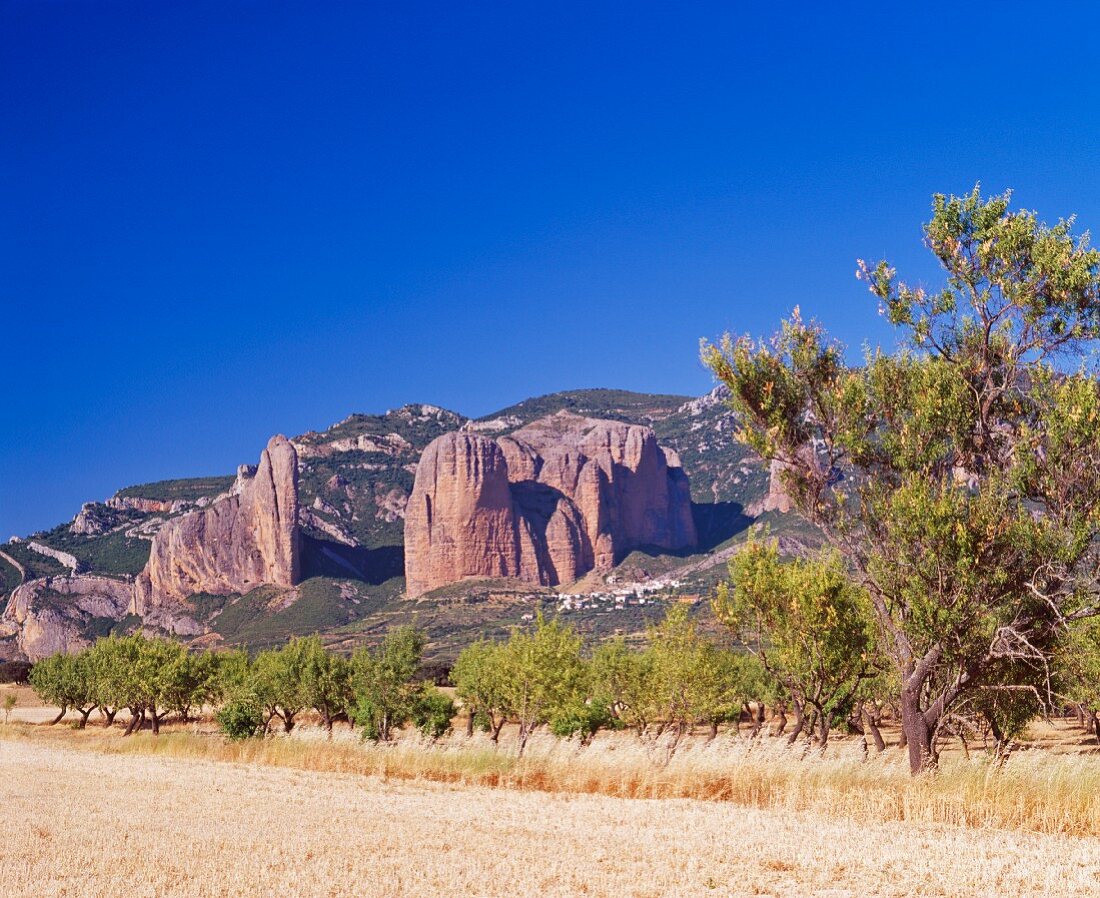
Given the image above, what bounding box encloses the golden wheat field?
[3,734,1100,898]
[3,695,1100,898]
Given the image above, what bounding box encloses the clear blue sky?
[4,2,1100,537]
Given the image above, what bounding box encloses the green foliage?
[410,686,456,741]
[296,635,351,733]
[2,693,16,723]
[501,614,586,755]
[216,697,264,740]
[478,389,690,429]
[351,626,424,741]
[588,638,657,734]
[549,696,619,743]
[717,537,876,738]
[647,605,746,735]
[29,652,96,725]
[0,553,22,604]
[0,542,68,580]
[452,639,512,738]
[251,640,309,732]
[210,578,396,649]
[28,523,150,576]
[114,476,234,502]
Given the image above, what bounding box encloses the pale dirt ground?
[2,736,1100,898]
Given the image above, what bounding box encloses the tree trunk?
[817,710,830,748]
[901,689,934,774]
[988,714,1006,758]
[123,707,144,736]
[708,720,719,741]
[752,703,766,737]
[772,704,787,737]
[77,707,93,729]
[866,708,884,752]
[49,706,67,726]
[102,707,117,727]
[149,710,160,736]
[517,723,530,758]
[786,701,804,745]
[466,711,475,738]
[491,716,505,743]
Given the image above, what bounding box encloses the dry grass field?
[3,684,1100,897]
[3,736,1100,898]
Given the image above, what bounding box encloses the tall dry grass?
[5,719,1100,838]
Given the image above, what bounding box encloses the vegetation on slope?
[477,388,690,427]
[29,523,151,577]
[115,476,234,502]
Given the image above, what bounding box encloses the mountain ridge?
[0,386,799,662]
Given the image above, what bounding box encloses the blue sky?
[4,2,1100,536]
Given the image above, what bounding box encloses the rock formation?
[27,541,83,573]
[0,575,132,661]
[404,412,697,596]
[132,435,300,614]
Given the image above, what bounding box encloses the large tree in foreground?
[703,187,1100,772]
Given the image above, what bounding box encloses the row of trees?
[452,607,775,757]
[30,629,456,742]
[33,591,1093,760]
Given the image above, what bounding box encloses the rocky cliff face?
[0,575,132,661]
[132,435,301,615]
[404,412,697,596]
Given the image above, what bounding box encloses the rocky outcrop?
[404,412,697,596]
[0,575,132,660]
[106,496,191,515]
[71,503,114,536]
[132,435,300,614]
[27,541,83,573]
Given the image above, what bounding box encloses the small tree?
[1057,617,1100,744]
[216,695,264,741]
[252,642,309,734]
[716,538,877,747]
[85,636,126,726]
[588,638,657,737]
[29,651,96,727]
[410,687,457,742]
[452,638,512,741]
[298,636,350,735]
[161,649,219,722]
[647,605,736,750]
[502,614,586,757]
[351,626,425,742]
[3,693,17,724]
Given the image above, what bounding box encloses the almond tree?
[351,626,426,742]
[502,614,586,757]
[716,537,876,748]
[29,651,96,727]
[1057,616,1100,744]
[452,638,512,741]
[703,187,1100,773]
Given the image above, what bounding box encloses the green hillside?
[477,388,691,427]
